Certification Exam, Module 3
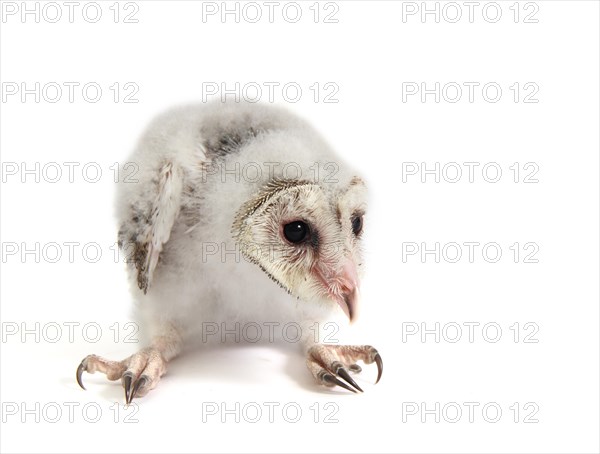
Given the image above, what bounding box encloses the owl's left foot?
[306,344,382,393]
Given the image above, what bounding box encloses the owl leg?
[306,344,382,393]
[76,327,182,404]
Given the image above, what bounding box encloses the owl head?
[232,175,367,322]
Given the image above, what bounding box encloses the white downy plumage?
[77,101,382,402]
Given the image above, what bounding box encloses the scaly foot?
[306,344,382,393]
[76,348,166,404]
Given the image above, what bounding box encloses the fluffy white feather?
[77,101,382,402]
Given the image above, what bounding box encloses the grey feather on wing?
[118,161,183,293]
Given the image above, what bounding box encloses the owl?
[77,101,382,403]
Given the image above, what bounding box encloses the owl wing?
[118,161,183,293]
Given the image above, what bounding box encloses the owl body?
[116,102,365,350]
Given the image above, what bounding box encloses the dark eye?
[283,221,309,244]
[351,214,363,236]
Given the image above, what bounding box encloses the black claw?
[322,372,357,393]
[76,362,86,390]
[130,376,148,403]
[374,353,383,384]
[336,367,364,392]
[123,373,133,404]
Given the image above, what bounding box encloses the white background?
[1,1,599,453]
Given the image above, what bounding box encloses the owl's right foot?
[76,348,167,404]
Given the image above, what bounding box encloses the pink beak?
[314,258,360,322]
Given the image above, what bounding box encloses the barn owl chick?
[76,101,382,403]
